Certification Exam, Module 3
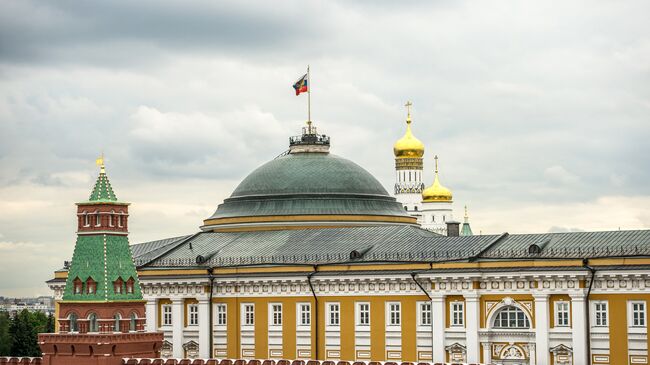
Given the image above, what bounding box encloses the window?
[443,215,446,222]
[114,313,121,332]
[84,214,90,227]
[594,302,608,327]
[162,305,172,326]
[328,303,340,326]
[419,302,431,326]
[432,215,435,223]
[271,304,282,326]
[243,304,255,325]
[88,313,98,333]
[86,277,96,294]
[492,306,530,329]
[451,302,464,327]
[632,302,646,327]
[216,304,227,325]
[126,277,134,294]
[69,313,79,332]
[95,214,101,227]
[555,301,570,327]
[189,304,199,326]
[299,304,311,326]
[73,277,83,294]
[108,212,114,227]
[357,303,370,326]
[117,215,123,227]
[129,312,137,332]
[114,278,123,294]
[388,302,401,326]
[414,206,418,211]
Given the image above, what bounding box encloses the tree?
[0,312,11,356]
[9,310,41,357]
[46,312,55,333]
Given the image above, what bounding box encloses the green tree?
[46,312,55,333]
[0,312,11,356]
[9,310,41,357]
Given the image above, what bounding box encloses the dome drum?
[395,157,423,170]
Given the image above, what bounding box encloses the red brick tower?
[38,158,162,365]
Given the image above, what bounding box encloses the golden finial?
[405,101,413,124]
[95,152,105,173]
[434,154,439,173]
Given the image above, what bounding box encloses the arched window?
[88,313,99,333]
[95,214,101,227]
[83,213,89,227]
[69,313,79,332]
[114,313,121,332]
[129,312,137,332]
[117,215,123,227]
[404,206,408,211]
[432,215,435,223]
[108,211,114,227]
[493,306,530,329]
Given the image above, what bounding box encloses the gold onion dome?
[422,155,453,202]
[393,101,425,158]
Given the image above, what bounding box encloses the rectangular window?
[95,214,101,227]
[299,303,311,326]
[594,302,608,327]
[328,303,340,326]
[108,214,113,227]
[357,303,370,326]
[117,215,123,227]
[632,302,646,327]
[271,304,282,326]
[188,304,199,326]
[216,304,227,325]
[84,215,89,227]
[243,304,255,325]
[388,302,401,326]
[555,301,570,327]
[162,305,172,326]
[420,302,432,326]
[451,302,464,327]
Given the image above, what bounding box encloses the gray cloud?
[1,0,650,296]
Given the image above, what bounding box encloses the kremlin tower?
[38,157,162,365]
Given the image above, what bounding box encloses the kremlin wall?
[11,107,650,365]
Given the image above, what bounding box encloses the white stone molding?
[464,292,480,363]
[533,293,549,365]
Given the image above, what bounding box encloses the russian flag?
[293,74,308,95]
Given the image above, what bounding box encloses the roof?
[131,226,650,268]
[88,170,118,202]
[205,152,411,221]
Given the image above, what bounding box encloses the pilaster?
[198,299,211,358]
[464,292,480,363]
[172,298,184,358]
[570,292,588,365]
[533,293,549,365]
[431,294,446,363]
[145,299,157,333]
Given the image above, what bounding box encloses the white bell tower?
[393,101,425,214]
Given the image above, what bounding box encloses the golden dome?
[422,156,453,202]
[393,103,425,158]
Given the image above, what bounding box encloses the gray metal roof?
[131,226,650,268]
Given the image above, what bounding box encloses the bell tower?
[393,101,425,213]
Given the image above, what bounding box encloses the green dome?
[231,153,389,197]
[204,152,413,227]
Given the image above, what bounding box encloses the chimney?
[446,221,460,237]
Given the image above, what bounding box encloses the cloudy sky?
[1,0,649,297]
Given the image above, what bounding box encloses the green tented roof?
[62,233,142,301]
[89,170,117,202]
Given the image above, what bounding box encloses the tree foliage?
[0,310,52,357]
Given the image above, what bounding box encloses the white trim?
[554,300,570,327]
[629,300,647,328]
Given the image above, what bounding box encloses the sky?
[1,0,649,297]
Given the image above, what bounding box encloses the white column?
[534,294,549,365]
[172,298,184,358]
[431,294,446,363]
[464,293,480,363]
[146,298,157,332]
[198,299,211,358]
[482,342,492,364]
[529,343,537,365]
[570,293,588,365]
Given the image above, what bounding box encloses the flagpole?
[307,65,311,127]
